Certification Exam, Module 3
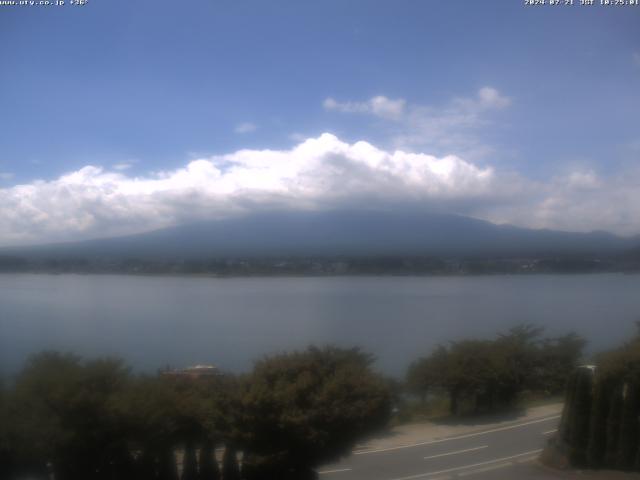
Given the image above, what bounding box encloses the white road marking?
[318,467,352,475]
[387,449,542,480]
[542,429,557,435]
[354,415,560,455]
[516,455,540,463]
[423,445,487,460]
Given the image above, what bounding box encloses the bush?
[235,346,391,476]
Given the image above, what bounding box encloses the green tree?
[605,385,624,467]
[408,325,585,417]
[496,324,544,394]
[596,326,640,469]
[538,333,586,395]
[566,367,593,466]
[617,381,640,470]
[235,346,391,479]
[406,346,448,403]
[197,439,220,480]
[0,378,15,479]
[157,447,179,480]
[586,375,613,468]
[221,445,241,480]
[432,339,521,414]
[116,375,205,480]
[9,352,132,480]
[182,441,198,480]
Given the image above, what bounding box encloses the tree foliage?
[407,325,585,415]
[5,352,132,479]
[0,346,392,480]
[235,346,391,478]
[557,325,640,472]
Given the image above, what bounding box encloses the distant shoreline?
[3,251,640,278]
[1,270,639,279]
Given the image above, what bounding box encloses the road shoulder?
[354,403,563,454]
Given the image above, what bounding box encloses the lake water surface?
[1,273,639,377]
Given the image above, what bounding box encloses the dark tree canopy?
[554,327,640,473]
[407,325,585,415]
[235,346,391,476]
[0,346,392,480]
[5,352,131,480]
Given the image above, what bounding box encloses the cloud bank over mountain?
[1,133,639,246]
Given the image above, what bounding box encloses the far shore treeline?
[1,254,639,276]
[0,326,585,480]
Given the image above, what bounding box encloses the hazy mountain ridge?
[2,210,638,260]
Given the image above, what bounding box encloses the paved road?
[318,414,561,480]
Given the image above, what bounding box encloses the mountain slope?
[3,210,637,260]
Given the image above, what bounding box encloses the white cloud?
[235,122,257,134]
[565,170,600,189]
[486,168,640,235]
[324,95,406,120]
[324,87,511,156]
[0,134,638,246]
[473,86,511,110]
[0,172,14,180]
[289,132,307,142]
[113,163,133,171]
[0,134,496,245]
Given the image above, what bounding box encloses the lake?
[1,273,639,377]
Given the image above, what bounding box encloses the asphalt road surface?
[318,414,561,480]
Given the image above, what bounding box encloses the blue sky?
[0,0,639,245]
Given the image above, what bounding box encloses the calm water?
[1,273,639,377]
